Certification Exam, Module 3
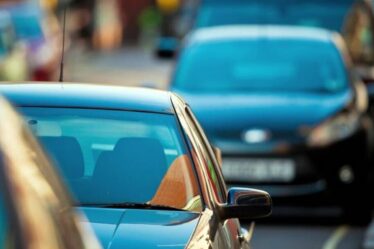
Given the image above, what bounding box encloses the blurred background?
[2,0,374,248]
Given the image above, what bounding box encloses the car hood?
[176,90,353,150]
[77,207,200,249]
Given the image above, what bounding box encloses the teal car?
[0,83,272,249]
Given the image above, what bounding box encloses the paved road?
[250,221,365,249]
[65,46,172,89]
[66,46,369,249]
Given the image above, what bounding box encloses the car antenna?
[59,7,67,82]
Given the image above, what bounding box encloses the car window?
[183,107,226,203]
[174,39,348,93]
[344,3,374,64]
[22,107,202,212]
[196,0,354,31]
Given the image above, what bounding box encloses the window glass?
[196,0,354,31]
[174,39,348,93]
[21,107,202,212]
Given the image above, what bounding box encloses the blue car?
[159,0,374,108]
[0,83,272,249]
[171,26,373,221]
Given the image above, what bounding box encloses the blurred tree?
[138,5,162,48]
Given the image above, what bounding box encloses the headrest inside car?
[40,136,85,179]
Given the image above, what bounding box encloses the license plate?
[222,158,296,183]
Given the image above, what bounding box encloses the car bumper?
[222,127,370,205]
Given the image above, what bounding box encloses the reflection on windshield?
[22,108,202,212]
[174,39,348,93]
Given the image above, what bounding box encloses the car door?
[184,106,251,249]
[172,94,249,249]
[0,97,101,249]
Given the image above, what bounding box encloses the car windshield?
[196,0,354,31]
[21,107,202,212]
[173,39,348,93]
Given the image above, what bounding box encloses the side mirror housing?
[219,188,272,220]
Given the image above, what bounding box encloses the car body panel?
[177,90,353,147]
[79,208,200,249]
[0,83,174,114]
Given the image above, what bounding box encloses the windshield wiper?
[79,202,185,211]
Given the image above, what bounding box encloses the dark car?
[0,96,101,249]
[0,83,272,249]
[171,26,373,221]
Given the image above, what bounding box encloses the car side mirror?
[219,188,272,220]
[213,146,222,167]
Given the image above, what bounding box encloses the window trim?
[184,106,228,203]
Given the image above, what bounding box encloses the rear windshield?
[173,39,348,93]
[196,0,354,31]
[21,107,202,212]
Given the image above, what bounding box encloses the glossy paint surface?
[78,208,200,249]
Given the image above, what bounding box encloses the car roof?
[0,83,175,114]
[187,25,337,44]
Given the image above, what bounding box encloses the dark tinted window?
[174,39,348,93]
